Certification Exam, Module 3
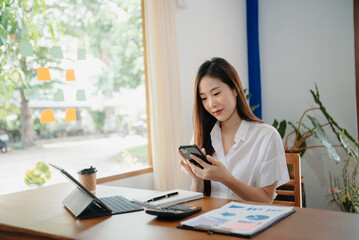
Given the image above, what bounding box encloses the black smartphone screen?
[179,145,212,169]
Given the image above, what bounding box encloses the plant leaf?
[272,119,279,128]
[311,84,359,149]
[339,131,359,162]
[48,20,56,41]
[0,24,8,46]
[250,104,259,112]
[306,115,340,163]
[1,7,9,31]
[278,120,287,139]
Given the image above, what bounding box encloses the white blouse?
[210,120,290,200]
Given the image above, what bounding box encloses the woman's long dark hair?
[193,57,263,196]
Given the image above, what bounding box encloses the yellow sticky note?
[65,108,77,122]
[37,68,51,81]
[40,109,55,123]
[65,69,76,81]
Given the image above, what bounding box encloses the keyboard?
[100,196,143,214]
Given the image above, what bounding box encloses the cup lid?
[78,166,97,175]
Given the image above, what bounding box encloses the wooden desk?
[0,183,358,240]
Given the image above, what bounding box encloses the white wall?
[175,0,249,143]
[258,0,356,210]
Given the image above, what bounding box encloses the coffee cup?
[78,166,97,194]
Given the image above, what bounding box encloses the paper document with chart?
[132,189,203,208]
[177,201,295,238]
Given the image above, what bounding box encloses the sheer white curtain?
[143,0,187,190]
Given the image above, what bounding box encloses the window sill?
[96,166,153,184]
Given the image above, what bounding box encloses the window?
[0,0,150,195]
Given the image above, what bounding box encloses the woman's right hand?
[178,149,202,182]
[179,148,206,193]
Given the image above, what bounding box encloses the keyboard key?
[100,196,143,214]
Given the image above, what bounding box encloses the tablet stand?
[62,187,111,219]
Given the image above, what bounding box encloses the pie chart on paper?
[246,215,270,221]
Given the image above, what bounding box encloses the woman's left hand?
[189,154,232,183]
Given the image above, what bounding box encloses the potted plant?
[329,158,359,213]
[273,85,359,212]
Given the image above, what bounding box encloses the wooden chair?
[273,153,302,207]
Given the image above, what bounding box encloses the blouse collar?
[234,119,250,143]
[210,119,250,143]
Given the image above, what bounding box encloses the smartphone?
[178,145,212,169]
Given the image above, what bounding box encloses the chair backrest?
[273,153,302,207]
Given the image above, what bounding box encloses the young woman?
[179,57,289,204]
